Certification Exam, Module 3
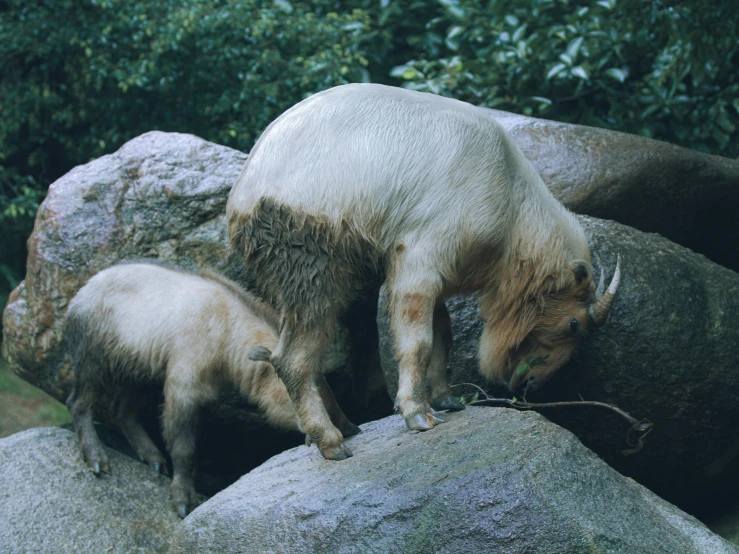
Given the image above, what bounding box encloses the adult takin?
[227,83,621,461]
[64,261,359,517]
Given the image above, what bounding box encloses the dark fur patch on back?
[230,197,382,327]
[64,309,153,390]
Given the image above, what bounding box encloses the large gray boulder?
[379,215,739,514]
[0,427,180,554]
[487,109,739,272]
[171,408,737,554]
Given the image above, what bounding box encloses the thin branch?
[451,382,654,455]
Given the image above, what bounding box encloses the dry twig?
[451,382,653,455]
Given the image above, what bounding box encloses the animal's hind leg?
[271,316,351,460]
[428,300,464,412]
[66,384,109,474]
[113,386,168,474]
[316,374,361,438]
[248,347,359,438]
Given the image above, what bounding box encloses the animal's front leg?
[388,249,444,431]
[162,381,200,518]
[427,300,465,412]
[113,386,168,474]
[66,385,110,474]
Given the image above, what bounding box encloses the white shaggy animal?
[64,261,359,517]
[228,83,620,461]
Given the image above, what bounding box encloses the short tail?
[248,346,272,362]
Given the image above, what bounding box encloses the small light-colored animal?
[64,261,359,517]
[228,83,621,461]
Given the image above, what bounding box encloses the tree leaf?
[274,0,293,14]
[570,65,589,80]
[546,63,567,80]
[566,36,583,60]
[605,67,628,83]
[505,15,519,27]
[559,53,573,66]
[512,24,528,43]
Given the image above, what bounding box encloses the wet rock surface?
[171,408,738,554]
[487,109,739,272]
[0,427,181,554]
[380,216,739,515]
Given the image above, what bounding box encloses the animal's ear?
[570,260,592,286]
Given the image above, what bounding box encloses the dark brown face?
[478,261,597,393]
[506,300,592,392]
[479,295,593,393]
[478,255,622,394]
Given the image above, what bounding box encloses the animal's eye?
[569,318,580,334]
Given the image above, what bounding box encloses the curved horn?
[595,260,606,298]
[588,254,622,327]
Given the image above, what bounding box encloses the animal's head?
[479,255,621,392]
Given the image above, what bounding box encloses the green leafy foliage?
[392,0,739,155]
[457,391,480,405]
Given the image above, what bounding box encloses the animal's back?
[227,83,533,251]
[66,262,274,378]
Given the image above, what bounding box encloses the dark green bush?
[391,0,739,154]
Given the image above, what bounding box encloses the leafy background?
[1,0,738,310]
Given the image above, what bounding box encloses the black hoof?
[340,421,362,438]
[404,413,444,431]
[431,394,466,412]
[319,443,353,460]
